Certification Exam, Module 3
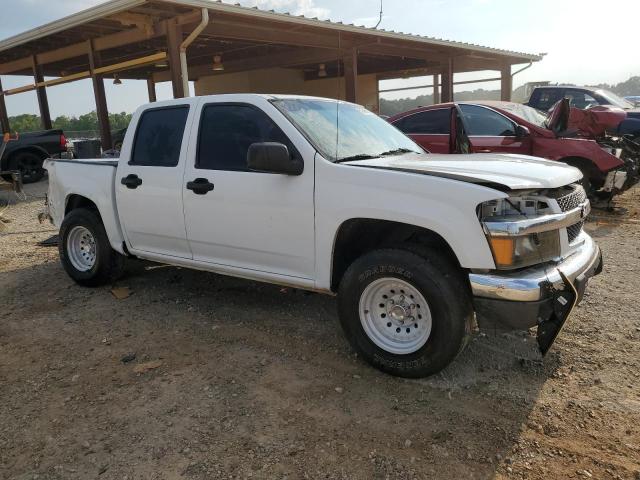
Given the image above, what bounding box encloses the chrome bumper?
[469,234,601,303]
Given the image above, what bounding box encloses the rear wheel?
[1,151,46,184]
[59,208,125,287]
[337,248,473,378]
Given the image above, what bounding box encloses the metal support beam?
[147,77,157,103]
[87,39,112,151]
[500,64,512,101]
[441,58,454,102]
[32,56,52,130]
[0,77,10,134]
[166,19,185,99]
[432,74,440,104]
[343,48,358,103]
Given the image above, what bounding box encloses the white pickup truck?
[44,94,602,378]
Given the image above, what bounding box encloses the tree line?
[7,111,132,134]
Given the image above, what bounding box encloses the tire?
[337,248,473,378]
[59,208,125,287]
[2,151,46,184]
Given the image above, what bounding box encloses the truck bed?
[44,157,125,252]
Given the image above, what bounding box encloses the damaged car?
[389,100,640,202]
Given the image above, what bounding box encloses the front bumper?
[469,234,603,353]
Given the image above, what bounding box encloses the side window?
[536,90,563,111]
[565,90,598,109]
[197,104,297,171]
[130,106,189,167]
[459,104,516,137]
[394,109,451,134]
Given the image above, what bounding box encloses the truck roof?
[137,94,350,111]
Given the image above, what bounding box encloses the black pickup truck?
[0,129,68,183]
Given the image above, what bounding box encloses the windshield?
[497,103,548,127]
[272,98,423,162]
[597,89,635,109]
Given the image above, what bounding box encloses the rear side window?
[130,106,189,167]
[565,90,598,109]
[394,109,450,134]
[197,104,296,171]
[459,104,516,137]
[533,89,563,111]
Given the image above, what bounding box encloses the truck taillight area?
[60,133,67,149]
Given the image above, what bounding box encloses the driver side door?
[182,99,316,279]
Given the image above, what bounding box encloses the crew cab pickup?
[44,94,602,378]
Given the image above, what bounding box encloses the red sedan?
[388,101,634,197]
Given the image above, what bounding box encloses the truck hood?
[343,153,583,191]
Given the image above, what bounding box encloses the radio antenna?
[374,0,383,29]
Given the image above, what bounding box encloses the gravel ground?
[1,180,639,480]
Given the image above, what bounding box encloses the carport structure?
[0,0,542,149]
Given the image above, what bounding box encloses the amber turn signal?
[488,237,515,267]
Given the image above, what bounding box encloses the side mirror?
[247,142,303,176]
[515,125,531,138]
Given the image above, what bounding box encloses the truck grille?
[555,184,587,212]
[566,221,585,244]
[550,184,587,244]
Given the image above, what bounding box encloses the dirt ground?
[1,180,639,480]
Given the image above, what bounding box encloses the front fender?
[314,158,506,291]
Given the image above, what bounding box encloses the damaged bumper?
[469,234,603,353]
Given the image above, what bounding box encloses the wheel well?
[65,195,100,218]
[559,156,604,184]
[7,147,48,162]
[330,218,460,292]
[2,147,48,170]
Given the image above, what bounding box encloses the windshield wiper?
[334,148,418,164]
[334,154,380,164]
[378,148,418,157]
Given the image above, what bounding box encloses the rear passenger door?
[392,108,452,153]
[182,98,315,279]
[116,102,197,259]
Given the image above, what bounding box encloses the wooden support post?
[147,77,157,103]
[166,19,185,99]
[500,64,512,101]
[343,48,358,104]
[441,58,454,103]
[87,39,112,151]
[0,77,10,134]
[432,74,440,104]
[32,56,52,130]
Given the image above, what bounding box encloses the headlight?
[486,231,560,269]
[480,196,561,270]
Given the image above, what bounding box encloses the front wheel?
[59,208,125,287]
[337,248,473,378]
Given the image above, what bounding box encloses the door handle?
[186,178,215,195]
[121,174,142,189]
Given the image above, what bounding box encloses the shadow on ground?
[0,257,560,479]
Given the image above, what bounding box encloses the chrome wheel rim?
[359,277,432,355]
[66,226,97,272]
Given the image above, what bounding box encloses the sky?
[1,0,639,117]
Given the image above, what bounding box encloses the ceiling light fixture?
[213,55,224,71]
[318,63,327,78]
